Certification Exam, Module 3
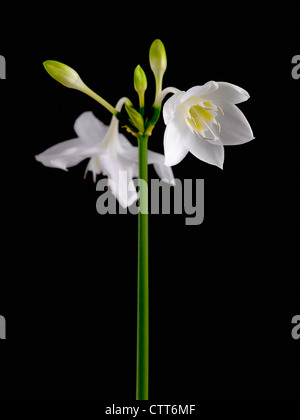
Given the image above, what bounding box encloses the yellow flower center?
[186,101,222,140]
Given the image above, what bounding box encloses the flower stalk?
[43,60,118,116]
[36,39,254,403]
[81,84,119,116]
[136,134,149,401]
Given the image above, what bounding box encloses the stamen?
[217,106,224,115]
[203,101,213,109]
[198,114,219,140]
[186,117,197,131]
[217,122,221,133]
[194,131,213,140]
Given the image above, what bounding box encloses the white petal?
[74,111,108,145]
[163,91,185,125]
[163,118,189,166]
[147,150,176,185]
[180,81,218,104]
[116,133,139,157]
[99,154,139,208]
[188,135,224,169]
[85,156,102,182]
[214,100,254,145]
[35,138,97,170]
[207,82,250,104]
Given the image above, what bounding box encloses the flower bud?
[149,39,167,75]
[43,60,118,116]
[134,65,147,95]
[125,103,144,133]
[149,40,167,106]
[43,60,87,91]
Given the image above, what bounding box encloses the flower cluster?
[36,40,254,206]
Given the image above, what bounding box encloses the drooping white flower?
[35,98,175,208]
[162,81,254,168]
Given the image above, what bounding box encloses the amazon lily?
[161,81,254,168]
[35,97,175,208]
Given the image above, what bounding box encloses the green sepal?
[125,103,145,133]
[144,106,161,135]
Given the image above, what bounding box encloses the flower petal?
[163,91,185,125]
[35,138,97,170]
[85,156,102,182]
[180,81,218,104]
[99,154,139,208]
[214,100,254,145]
[116,133,139,156]
[207,82,250,104]
[187,135,224,169]
[163,118,189,166]
[74,111,108,145]
[147,150,176,185]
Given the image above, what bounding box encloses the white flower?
[36,98,175,208]
[162,81,254,168]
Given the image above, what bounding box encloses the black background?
[0,3,299,402]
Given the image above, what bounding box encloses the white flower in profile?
[35,98,175,208]
[162,81,254,168]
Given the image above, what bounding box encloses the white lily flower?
[36,98,175,208]
[162,81,254,168]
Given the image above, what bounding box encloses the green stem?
[82,85,118,116]
[136,135,149,401]
[154,72,163,106]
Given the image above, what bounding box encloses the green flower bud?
[134,65,147,94]
[149,40,167,106]
[43,60,87,90]
[149,39,167,75]
[43,60,118,116]
[134,65,147,112]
